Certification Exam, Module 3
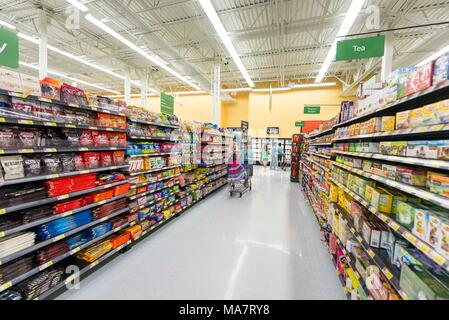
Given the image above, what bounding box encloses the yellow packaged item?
[371,187,393,214]
[365,185,376,202]
[329,184,339,203]
[381,116,396,132]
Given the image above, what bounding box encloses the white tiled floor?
[58,167,346,300]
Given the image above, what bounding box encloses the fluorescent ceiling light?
[221,87,252,92]
[315,0,365,83]
[417,43,449,66]
[0,19,16,30]
[17,28,155,92]
[198,0,254,88]
[85,14,201,90]
[291,82,337,89]
[252,87,291,92]
[19,61,121,94]
[65,0,89,12]
[167,91,206,95]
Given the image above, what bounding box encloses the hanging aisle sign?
[295,121,305,127]
[304,105,321,114]
[336,35,385,61]
[160,92,174,115]
[0,29,19,69]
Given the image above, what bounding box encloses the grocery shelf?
[332,150,449,171]
[307,127,336,139]
[0,146,126,155]
[0,165,128,186]
[328,177,449,271]
[333,79,449,129]
[309,142,333,146]
[0,89,127,117]
[0,207,129,266]
[333,123,449,141]
[128,165,181,176]
[307,158,330,172]
[128,135,178,142]
[0,218,134,294]
[0,116,126,132]
[129,191,179,213]
[35,182,228,300]
[130,174,180,189]
[307,152,332,160]
[332,204,410,300]
[0,193,128,238]
[332,161,449,208]
[127,152,181,158]
[127,118,179,129]
[0,180,128,215]
[128,183,180,201]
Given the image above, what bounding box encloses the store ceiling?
[1,0,449,95]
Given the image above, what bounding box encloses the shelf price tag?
[356,235,363,243]
[18,149,34,154]
[430,252,446,266]
[70,247,81,255]
[44,148,57,153]
[368,249,376,258]
[382,268,393,280]
[0,232,4,238]
[0,209,5,215]
[18,119,33,125]
[0,281,12,291]
[39,261,53,271]
[53,234,65,242]
[44,122,57,127]
[57,194,70,200]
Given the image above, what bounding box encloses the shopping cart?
[228,163,252,197]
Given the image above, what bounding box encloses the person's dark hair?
[278,143,282,146]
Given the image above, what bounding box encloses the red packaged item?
[53,195,94,214]
[117,133,127,147]
[126,213,138,223]
[40,77,61,101]
[113,183,130,197]
[93,189,114,202]
[101,152,113,167]
[112,151,125,165]
[97,113,112,128]
[92,131,109,147]
[83,152,100,169]
[80,130,94,147]
[74,154,84,170]
[60,83,88,106]
[407,61,434,95]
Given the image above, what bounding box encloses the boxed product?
[359,142,379,153]
[406,61,433,96]
[372,162,383,176]
[381,164,397,180]
[381,116,396,132]
[371,187,393,214]
[433,52,449,85]
[396,200,416,229]
[436,140,449,160]
[379,141,407,156]
[362,219,381,248]
[438,219,449,259]
[390,237,409,266]
[407,140,428,158]
[396,110,410,130]
[427,172,449,198]
[438,99,449,124]
[391,192,408,217]
[396,166,427,187]
[365,185,376,203]
[410,104,440,128]
[413,205,432,240]
[426,213,443,248]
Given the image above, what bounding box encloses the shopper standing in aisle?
[262,144,270,169]
[270,141,278,170]
[277,143,285,170]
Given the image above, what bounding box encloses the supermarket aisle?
[58,167,345,300]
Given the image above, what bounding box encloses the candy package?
[39,77,61,101]
[0,155,24,180]
[43,154,61,174]
[24,156,42,176]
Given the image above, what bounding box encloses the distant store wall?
[129,82,343,135]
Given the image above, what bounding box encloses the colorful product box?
[379,141,407,156]
[426,213,443,248]
[438,219,449,259]
[436,140,449,160]
[400,263,449,300]
[396,166,427,187]
[432,52,449,85]
[427,172,449,198]
[396,200,416,229]
[396,110,410,130]
[413,205,431,240]
[406,141,428,158]
[406,61,434,96]
[372,187,393,214]
[381,116,396,132]
[381,164,397,180]
[410,104,439,128]
[438,99,449,124]
[391,192,408,217]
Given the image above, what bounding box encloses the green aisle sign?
[0,28,19,68]
[295,121,305,127]
[160,92,174,115]
[336,35,385,61]
[304,105,321,114]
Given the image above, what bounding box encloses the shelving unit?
[302,66,449,300]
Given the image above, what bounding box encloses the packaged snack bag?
[40,77,61,100]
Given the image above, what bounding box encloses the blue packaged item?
[36,210,93,240]
[433,53,449,85]
[65,231,92,249]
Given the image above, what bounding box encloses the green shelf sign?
[0,28,19,69]
[160,92,174,115]
[336,35,385,61]
[295,121,305,127]
[304,105,321,114]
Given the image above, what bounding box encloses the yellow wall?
[221,92,249,127]
[248,86,343,138]
[129,84,343,136]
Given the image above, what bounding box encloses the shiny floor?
[58,167,346,300]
